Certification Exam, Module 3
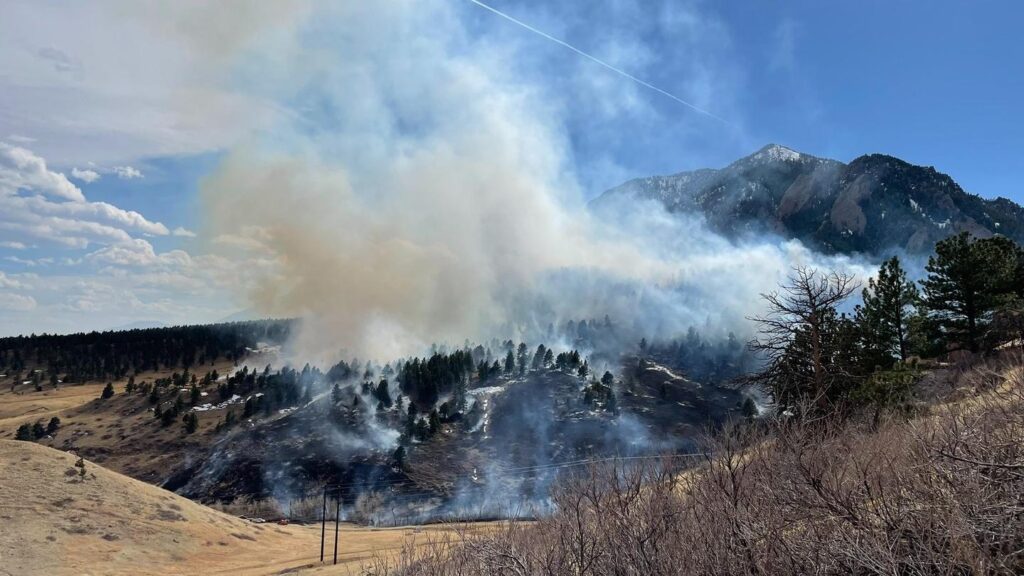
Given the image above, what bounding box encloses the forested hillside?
[0,319,292,385]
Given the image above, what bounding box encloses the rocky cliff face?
[595,144,1024,256]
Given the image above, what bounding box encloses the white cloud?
[4,256,52,267]
[0,241,27,249]
[7,134,35,144]
[0,271,27,289]
[112,166,143,180]
[71,167,101,183]
[87,238,193,270]
[0,292,36,311]
[0,142,85,201]
[172,227,196,238]
[0,144,169,249]
[86,238,159,266]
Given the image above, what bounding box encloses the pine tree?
[374,379,392,408]
[504,350,515,375]
[15,423,33,441]
[46,416,61,435]
[577,360,588,379]
[161,405,177,427]
[532,345,546,369]
[183,411,198,434]
[921,232,1020,352]
[740,397,757,419]
[856,256,919,365]
[32,419,46,439]
[414,417,430,440]
[428,409,441,435]
[100,382,114,399]
[516,343,528,376]
[453,377,467,414]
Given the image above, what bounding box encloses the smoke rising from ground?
[202,1,873,361]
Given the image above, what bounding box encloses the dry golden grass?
[0,382,108,432]
[0,440,498,575]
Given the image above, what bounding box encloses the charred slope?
[174,390,403,504]
[594,144,1024,256]
[173,361,747,523]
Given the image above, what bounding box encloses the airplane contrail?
[466,0,731,125]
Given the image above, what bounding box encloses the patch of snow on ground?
[467,384,508,436]
[467,385,507,397]
[191,394,243,412]
[645,364,687,381]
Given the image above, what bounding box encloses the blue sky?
[0,0,1021,337]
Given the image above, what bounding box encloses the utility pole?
[319,486,327,563]
[333,496,341,564]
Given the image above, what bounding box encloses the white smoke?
[201,1,873,361]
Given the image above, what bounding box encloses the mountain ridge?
[595,144,1024,256]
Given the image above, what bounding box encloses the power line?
[314,452,706,496]
[465,0,732,126]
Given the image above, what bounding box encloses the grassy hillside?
[0,440,500,575]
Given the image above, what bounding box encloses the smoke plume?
[202,1,872,361]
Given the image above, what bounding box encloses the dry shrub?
[352,491,387,525]
[212,496,283,519]
[385,355,1024,575]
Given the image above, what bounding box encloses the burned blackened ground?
[173,389,404,506]
[170,358,750,523]
[622,358,747,433]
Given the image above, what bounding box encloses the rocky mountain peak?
[595,145,1024,257]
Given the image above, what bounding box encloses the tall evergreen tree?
[531,344,546,370]
[183,411,198,434]
[920,232,1020,352]
[503,350,515,375]
[856,256,919,365]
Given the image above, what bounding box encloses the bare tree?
[748,267,860,417]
